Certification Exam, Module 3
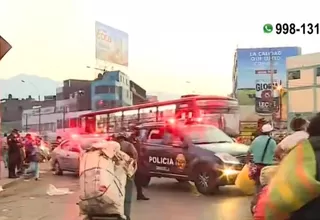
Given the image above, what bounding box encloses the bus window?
[123,110,138,129]
[85,116,96,133]
[157,104,175,121]
[139,107,157,123]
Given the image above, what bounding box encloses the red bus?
[79,95,240,136]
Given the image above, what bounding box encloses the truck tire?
[194,164,218,195]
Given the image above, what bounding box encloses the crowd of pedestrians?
[1,129,48,180]
[248,115,320,220]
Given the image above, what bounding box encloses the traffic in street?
[0,171,252,220]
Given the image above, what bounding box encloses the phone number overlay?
[264,23,320,35]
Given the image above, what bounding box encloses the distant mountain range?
[0,74,180,101]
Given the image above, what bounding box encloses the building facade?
[21,106,91,134]
[130,80,147,105]
[287,52,320,124]
[91,71,132,110]
[56,79,91,111]
[0,95,56,132]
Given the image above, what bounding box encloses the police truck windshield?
[182,125,233,144]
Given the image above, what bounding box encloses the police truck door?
[144,128,171,174]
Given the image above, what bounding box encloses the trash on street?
[46,184,73,196]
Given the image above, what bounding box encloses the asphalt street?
[0,172,253,220]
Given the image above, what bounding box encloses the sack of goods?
[78,140,137,219]
[259,165,279,186]
[235,164,256,195]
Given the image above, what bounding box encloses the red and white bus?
[79,95,240,136]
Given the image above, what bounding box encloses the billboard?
[236,47,301,121]
[95,21,128,66]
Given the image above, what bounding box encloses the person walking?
[128,128,150,200]
[23,140,41,181]
[115,133,138,220]
[275,117,309,160]
[247,123,277,189]
[254,113,320,220]
[1,133,8,168]
[7,129,22,178]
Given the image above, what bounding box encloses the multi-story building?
[287,52,320,125]
[0,94,55,132]
[130,80,147,105]
[56,79,91,111]
[91,71,132,110]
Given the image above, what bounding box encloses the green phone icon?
[263,24,273,33]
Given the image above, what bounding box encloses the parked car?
[50,134,107,175]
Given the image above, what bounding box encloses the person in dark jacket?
[7,129,22,178]
[128,128,150,201]
[115,133,138,220]
[289,113,320,220]
[23,140,41,180]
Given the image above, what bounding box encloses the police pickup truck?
[136,121,249,195]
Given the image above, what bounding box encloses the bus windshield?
[181,125,233,144]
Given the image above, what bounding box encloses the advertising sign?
[95,21,129,66]
[236,47,301,120]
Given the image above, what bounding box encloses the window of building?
[316,67,320,77]
[95,85,115,94]
[288,70,301,80]
[126,90,129,98]
[111,100,116,107]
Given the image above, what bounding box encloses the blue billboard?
[236,47,301,120]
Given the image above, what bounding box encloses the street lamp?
[21,80,40,101]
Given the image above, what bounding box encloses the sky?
[0,0,320,96]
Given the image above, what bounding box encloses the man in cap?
[128,128,150,201]
[7,129,22,178]
[247,123,277,186]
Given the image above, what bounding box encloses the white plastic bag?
[46,184,73,196]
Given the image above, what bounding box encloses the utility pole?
[38,108,41,134]
[25,113,28,132]
[62,106,66,132]
[269,49,274,123]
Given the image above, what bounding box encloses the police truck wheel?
[194,166,218,195]
[53,161,63,176]
[140,176,151,187]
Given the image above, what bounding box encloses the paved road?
[0,172,253,220]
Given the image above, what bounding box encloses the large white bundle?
[78,141,133,218]
[259,165,279,186]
